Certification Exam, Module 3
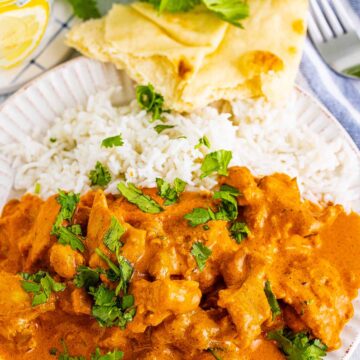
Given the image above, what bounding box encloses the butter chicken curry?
[0,167,359,359]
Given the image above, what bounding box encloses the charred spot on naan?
[238,51,284,78]
[178,58,193,79]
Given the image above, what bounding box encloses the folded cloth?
[299,0,360,148]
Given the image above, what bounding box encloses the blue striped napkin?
[300,0,360,148]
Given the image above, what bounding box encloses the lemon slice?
[0,1,49,69]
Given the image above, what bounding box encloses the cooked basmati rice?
[2,86,359,211]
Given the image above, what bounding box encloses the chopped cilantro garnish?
[156,177,187,205]
[91,347,124,360]
[52,190,80,232]
[202,0,249,27]
[68,0,249,27]
[58,225,85,252]
[154,124,175,134]
[208,348,222,360]
[195,135,211,149]
[213,184,239,221]
[74,266,103,289]
[121,294,135,310]
[184,207,216,227]
[57,339,123,359]
[267,329,327,360]
[89,284,136,329]
[89,162,112,188]
[34,182,41,194]
[52,190,80,248]
[66,0,100,20]
[49,137,57,143]
[200,150,232,179]
[117,182,163,214]
[95,248,133,295]
[143,0,201,12]
[264,280,281,320]
[191,242,212,271]
[101,134,124,148]
[21,271,65,307]
[103,216,125,253]
[136,84,165,122]
[230,221,250,244]
[143,0,249,26]
[184,184,239,227]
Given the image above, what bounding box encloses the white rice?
[2,86,359,211]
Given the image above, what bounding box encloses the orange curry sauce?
[0,167,359,359]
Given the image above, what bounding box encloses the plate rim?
[0,56,359,359]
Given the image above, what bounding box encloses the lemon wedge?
[0,1,49,69]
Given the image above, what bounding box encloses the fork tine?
[310,0,333,41]
[319,0,344,36]
[307,13,325,43]
[331,0,355,33]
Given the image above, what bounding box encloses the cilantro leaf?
[184,207,215,227]
[121,294,135,310]
[95,248,133,294]
[91,347,124,360]
[154,124,175,134]
[230,221,250,244]
[95,248,122,279]
[21,271,65,307]
[101,134,124,148]
[136,84,166,122]
[184,185,239,227]
[115,254,134,294]
[142,0,201,12]
[268,330,327,360]
[191,242,212,271]
[117,182,163,214]
[143,0,249,27]
[202,0,249,27]
[264,280,281,320]
[89,162,112,188]
[195,136,211,149]
[200,150,232,179]
[51,191,82,251]
[104,216,125,253]
[208,348,222,360]
[74,266,103,289]
[34,182,41,194]
[156,177,187,205]
[66,0,101,20]
[52,190,80,232]
[89,284,136,329]
[213,185,239,221]
[218,184,239,195]
[58,225,85,252]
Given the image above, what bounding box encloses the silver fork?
[308,0,360,79]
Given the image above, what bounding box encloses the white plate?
[0,56,359,359]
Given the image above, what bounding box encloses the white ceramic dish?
[0,56,359,359]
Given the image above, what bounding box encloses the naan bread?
[66,0,308,112]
